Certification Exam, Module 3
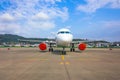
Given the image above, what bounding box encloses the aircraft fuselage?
[56,28,73,47]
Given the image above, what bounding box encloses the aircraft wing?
[72,40,93,44]
[18,39,56,46]
[18,39,44,43]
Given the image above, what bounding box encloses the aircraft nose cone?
[61,35,73,42]
[62,38,70,42]
[56,34,73,46]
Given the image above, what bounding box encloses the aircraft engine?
[39,43,47,51]
[78,43,86,51]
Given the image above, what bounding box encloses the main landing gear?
[70,43,75,52]
[49,43,53,52]
[49,47,53,52]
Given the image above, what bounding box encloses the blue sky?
[0,0,120,41]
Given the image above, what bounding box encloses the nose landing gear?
[62,47,66,55]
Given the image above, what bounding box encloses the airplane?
[39,28,86,54]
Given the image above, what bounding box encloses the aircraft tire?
[73,48,75,52]
[70,48,75,52]
[49,48,51,52]
[49,48,53,52]
[51,48,53,52]
[62,51,66,55]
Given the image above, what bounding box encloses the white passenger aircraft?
[39,28,86,54]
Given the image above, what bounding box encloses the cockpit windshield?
[57,31,71,34]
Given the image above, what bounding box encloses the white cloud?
[32,7,68,21]
[0,23,21,34]
[44,0,61,4]
[79,20,120,41]
[77,0,120,13]
[32,12,50,20]
[103,21,120,28]
[0,0,68,37]
[110,0,120,8]
[0,13,15,22]
[28,20,55,30]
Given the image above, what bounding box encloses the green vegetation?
[0,34,53,44]
[0,34,24,43]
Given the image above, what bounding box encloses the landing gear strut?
[70,43,75,52]
[62,47,66,55]
[49,47,53,52]
[49,43,53,52]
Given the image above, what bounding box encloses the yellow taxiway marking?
[60,55,70,64]
[61,55,65,60]
[65,62,70,64]
[60,62,64,64]
[60,62,70,65]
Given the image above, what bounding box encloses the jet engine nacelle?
[78,43,86,51]
[39,43,47,51]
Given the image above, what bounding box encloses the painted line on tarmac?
[61,55,65,60]
[60,62,70,65]
[65,62,70,64]
[60,62,64,64]
[60,55,71,80]
[60,55,70,65]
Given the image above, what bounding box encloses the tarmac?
[0,47,120,80]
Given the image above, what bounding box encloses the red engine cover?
[39,43,47,51]
[78,43,86,51]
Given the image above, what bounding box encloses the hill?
[0,34,25,43]
[0,34,57,44]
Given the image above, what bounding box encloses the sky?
[0,0,120,42]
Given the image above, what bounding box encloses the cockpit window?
[57,31,71,34]
[65,32,70,34]
[61,31,64,34]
